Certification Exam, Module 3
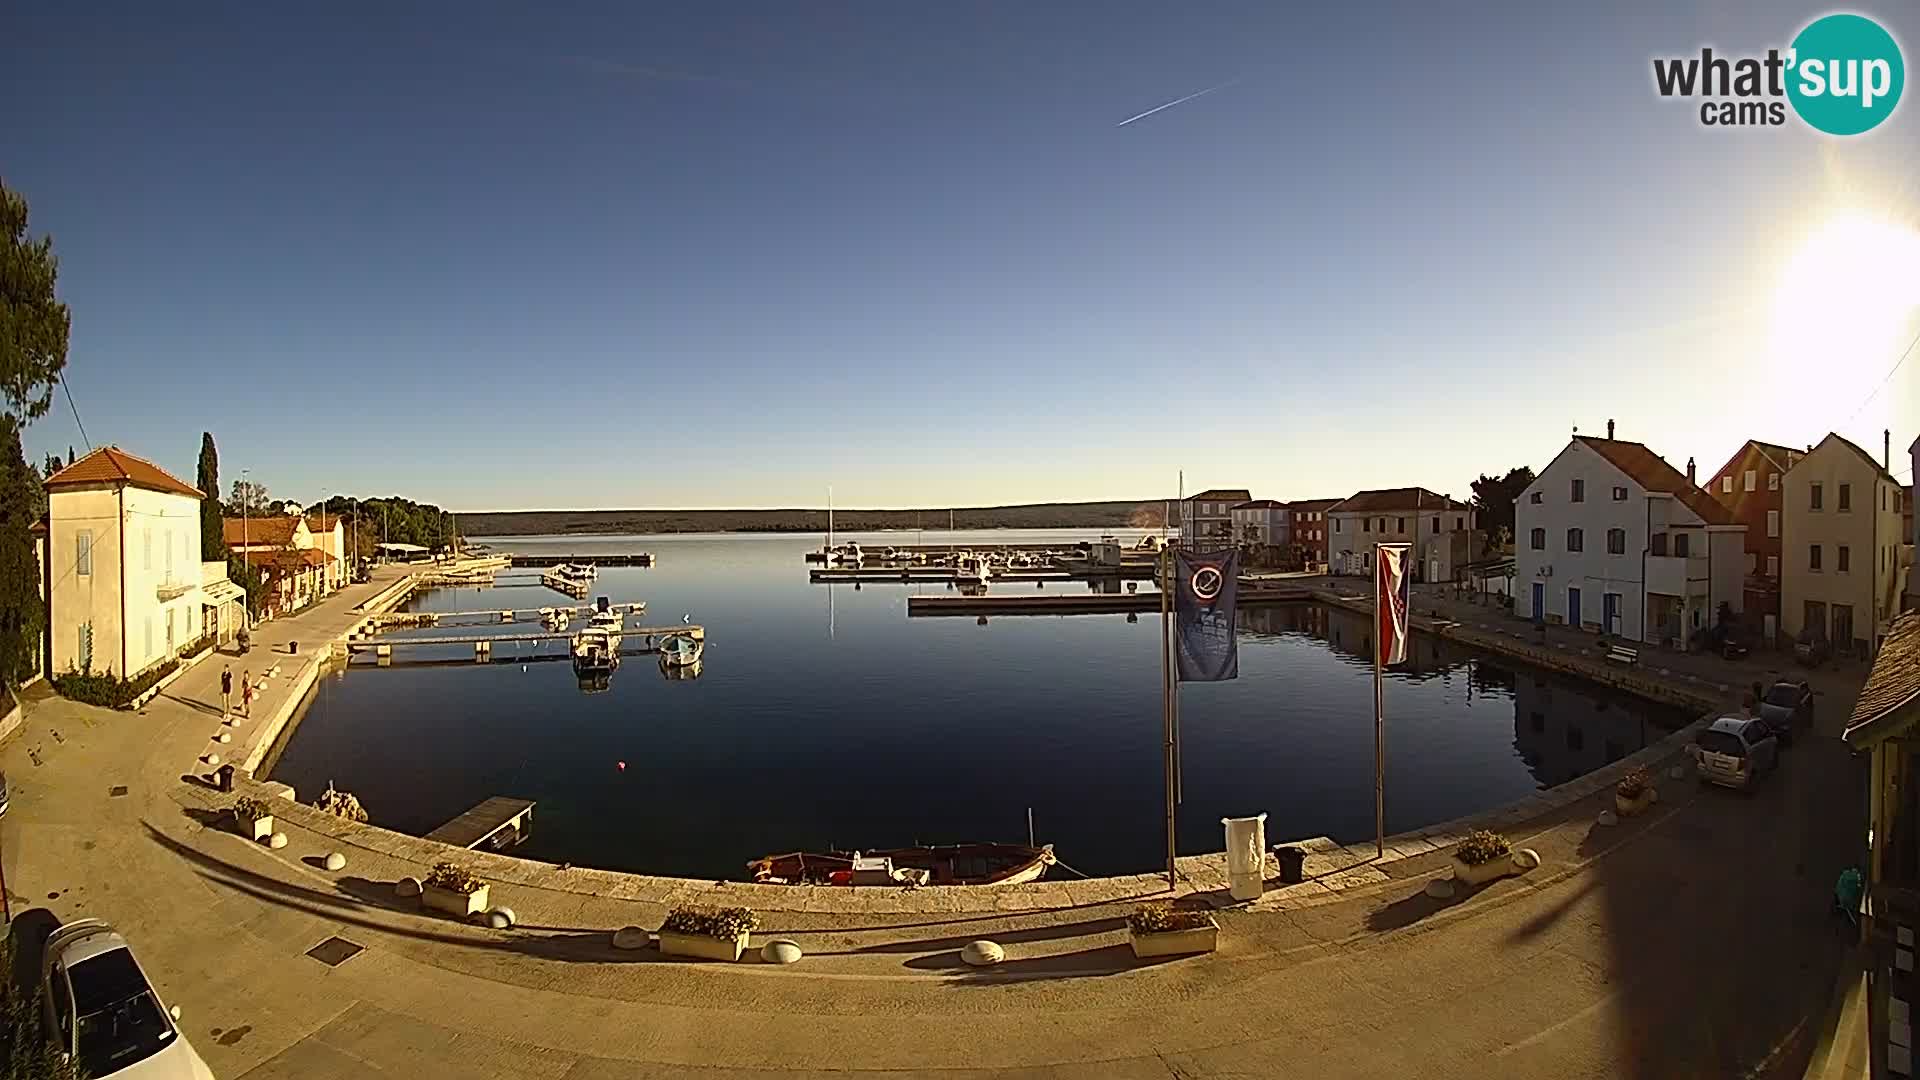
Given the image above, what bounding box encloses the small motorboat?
[659,633,703,668]
[748,842,1055,887]
[571,627,619,676]
[954,554,992,595]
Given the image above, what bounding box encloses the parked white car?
[1692,716,1780,791]
[41,920,213,1078]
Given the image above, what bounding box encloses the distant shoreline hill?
[461,501,1169,537]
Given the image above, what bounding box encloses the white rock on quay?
[323,852,347,871]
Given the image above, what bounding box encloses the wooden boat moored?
[748,842,1055,886]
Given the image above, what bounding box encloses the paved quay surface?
[0,572,1871,1078]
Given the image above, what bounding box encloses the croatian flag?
[1375,543,1411,666]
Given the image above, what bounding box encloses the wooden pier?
[906,588,1311,617]
[509,553,654,567]
[363,602,644,633]
[426,797,535,850]
[810,565,1156,584]
[804,541,1161,563]
[343,624,704,662]
[540,569,593,597]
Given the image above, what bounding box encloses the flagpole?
[1159,540,1177,892]
[1173,470,1184,807]
[1374,543,1386,859]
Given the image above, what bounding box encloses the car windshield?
[70,948,174,1076]
[1698,730,1747,757]
[1764,685,1802,707]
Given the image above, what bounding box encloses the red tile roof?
[43,447,203,499]
[223,516,303,547]
[1845,612,1920,747]
[1330,487,1469,513]
[306,514,344,531]
[236,547,331,572]
[1188,489,1251,502]
[1286,498,1342,512]
[1233,499,1287,509]
[1575,437,1736,526]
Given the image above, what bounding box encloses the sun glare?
[1772,212,1920,419]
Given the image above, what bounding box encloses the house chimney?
[1607,419,1615,440]
[1887,429,1892,470]
[1686,457,1696,486]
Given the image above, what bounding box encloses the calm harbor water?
[269,530,1691,879]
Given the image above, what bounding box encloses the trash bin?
[289,640,299,655]
[1221,813,1268,901]
[1275,845,1306,884]
[217,764,236,793]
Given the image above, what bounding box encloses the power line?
[1845,323,1920,426]
[58,370,90,451]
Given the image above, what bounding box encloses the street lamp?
[240,468,250,625]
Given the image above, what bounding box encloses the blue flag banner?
[1175,549,1240,682]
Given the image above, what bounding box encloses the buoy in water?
[617,761,626,771]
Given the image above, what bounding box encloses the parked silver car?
[41,920,213,1079]
[1693,716,1780,790]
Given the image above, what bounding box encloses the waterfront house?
[40,447,207,679]
[1287,498,1339,571]
[199,561,246,646]
[1780,432,1907,657]
[1181,489,1250,545]
[305,513,349,590]
[235,547,330,617]
[1514,426,1746,646]
[1229,500,1289,547]
[1704,438,1805,646]
[224,514,312,557]
[1327,488,1477,582]
[1842,611,1920,937]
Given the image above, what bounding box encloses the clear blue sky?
[6,2,1917,511]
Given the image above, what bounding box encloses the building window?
[1674,533,1690,557]
[1766,509,1779,538]
[1743,470,1756,491]
[1612,486,1627,501]
[1809,544,1822,571]
[1432,517,1440,534]
[142,527,151,571]
[1607,528,1626,554]
[1839,483,1851,512]
[1571,479,1584,502]
[1885,487,1891,511]
[75,531,92,576]
[1651,533,1668,556]
[1811,483,1823,510]
[1766,555,1778,577]
[1529,492,1542,504]
[1453,515,1463,531]
[1768,473,1779,491]
[1722,476,1733,493]
[1396,517,1406,533]
[1530,528,1546,550]
[1567,528,1584,552]
[1838,545,1850,573]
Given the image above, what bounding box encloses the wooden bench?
[1605,644,1639,667]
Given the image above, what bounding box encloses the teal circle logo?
[1787,14,1904,135]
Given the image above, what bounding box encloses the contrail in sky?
[1114,78,1239,128]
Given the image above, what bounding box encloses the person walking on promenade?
[220,666,233,720]
[241,670,254,719]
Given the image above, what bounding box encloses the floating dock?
[906,587,1311,617]
[426,797,535,850]
[509,553,654,567]
[811,565,1156,584]
[540,569,593,597]
[343,624,705,663]
[362,602,645,633]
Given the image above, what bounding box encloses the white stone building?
[1780,432,1907,657]
[1515,432,1746,646]
[1228,500,1289,547]
[40,447,207,678]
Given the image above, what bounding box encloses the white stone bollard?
[961,940,1004,966]
[323,852,347,871]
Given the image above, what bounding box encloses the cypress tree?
[0,417,44,689]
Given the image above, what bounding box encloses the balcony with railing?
[156,578,196,602]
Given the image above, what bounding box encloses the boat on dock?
[587,597,624,645]
[658,633,702,668]
[955,554,992,595]
[557,562,598,582]
[748,843,1055,886]
[570,627,620,676]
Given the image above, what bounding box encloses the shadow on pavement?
[1364,886,1466,932]
[901,943,1179,981]
[816,916,1127,956]
[7,908,61,997]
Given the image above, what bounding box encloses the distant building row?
[1180,488,1479,579]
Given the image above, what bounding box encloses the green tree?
[0,182,71,424]
[229,478,270,516]
[0,417,44,690]
[198,432,226,560]
[1471,466,1536,551]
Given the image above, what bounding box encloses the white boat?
[571,627,619,675]
[955,554,992,595]
[659,633,703,668]
[556,562,597,581]
[586,598,624,647]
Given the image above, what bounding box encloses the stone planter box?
[421,883,490,918]
[1614,789,1654,817]
[1128,920,1220,959]
[1452,855,1511,886]
[658,930,748,962]
[237,814,274,843]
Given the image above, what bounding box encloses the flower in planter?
[661,905,759,940]
[1126,902,1215,934]
[1615,766,1651,800]
[423,862,486,895]
[1454,829,1513,867]
[233,796,275,823]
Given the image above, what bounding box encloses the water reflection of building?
[1237,603,1466,681]
[1508,672,1657,787]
